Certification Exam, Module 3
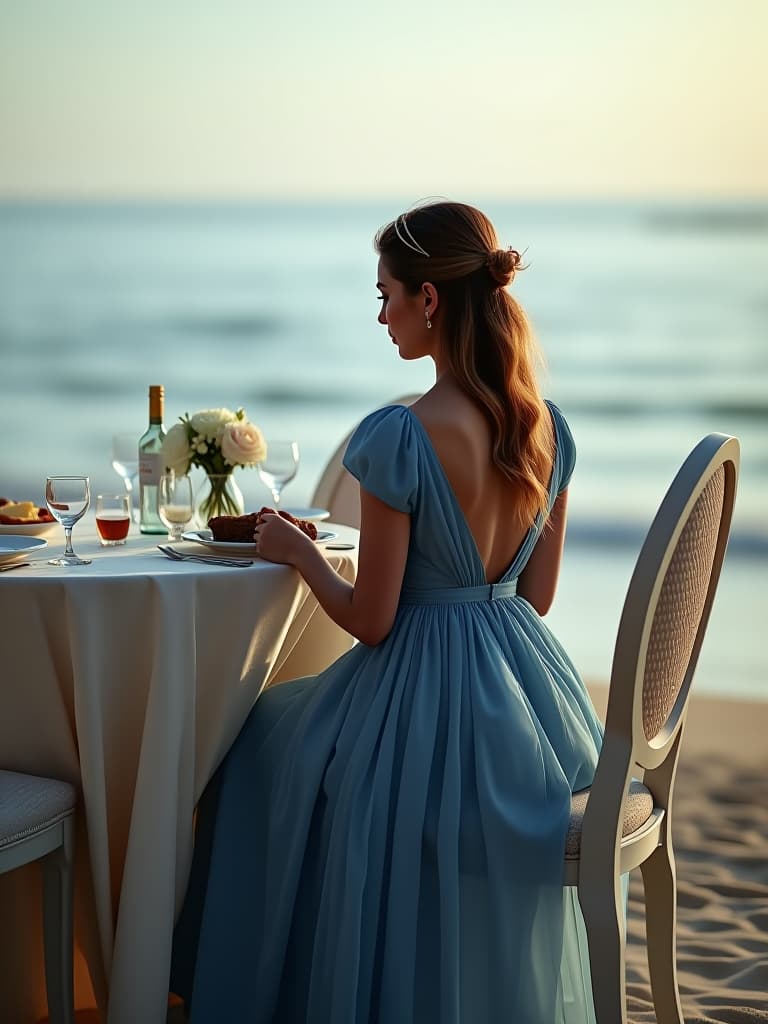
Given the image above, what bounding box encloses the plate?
[181,528,338,556]
[280,507,331,522]
[0,521,59,537]
[0,535,49,565]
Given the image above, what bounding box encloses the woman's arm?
[254,488,410,646]
[516,489,569,615]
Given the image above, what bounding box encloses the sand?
[588,684,768,1024]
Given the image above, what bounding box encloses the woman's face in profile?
[376,259,433,362]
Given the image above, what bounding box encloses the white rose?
[220,421,267,467]
[162,422,192,475]
[189,408,236,442]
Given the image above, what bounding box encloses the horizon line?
[1,191,768,206]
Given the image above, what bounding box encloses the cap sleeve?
[545,400,576,494]
[342,405,418,513]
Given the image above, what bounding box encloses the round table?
[0,517,359,1024]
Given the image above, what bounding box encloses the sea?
[1,198,766,699]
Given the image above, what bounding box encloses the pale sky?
[0,0,766,199]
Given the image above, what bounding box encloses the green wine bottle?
[139,385,167,534]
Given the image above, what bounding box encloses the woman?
[171,201,603,1022]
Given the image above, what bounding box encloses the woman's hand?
[252,488,410,646]
[253,509,313,565]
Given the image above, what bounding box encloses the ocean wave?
[244,384,380,407]
[567,519,767,558]
[556,397,768,421]
[645,205,768,234]
[163,313,281,337]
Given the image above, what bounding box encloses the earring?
[425,311,432,330]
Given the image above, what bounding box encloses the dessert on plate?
[208,508,318,543]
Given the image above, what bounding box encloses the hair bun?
[486,247,523,288]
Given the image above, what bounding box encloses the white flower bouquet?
[162,407,267,521]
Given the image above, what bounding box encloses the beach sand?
[588,684,768,1024]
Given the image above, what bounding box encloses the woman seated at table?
[171,200,602,1023]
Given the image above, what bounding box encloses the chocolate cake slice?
[208,509,318,543]
[208,513,260,543]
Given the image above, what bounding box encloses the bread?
[208,509,318,543]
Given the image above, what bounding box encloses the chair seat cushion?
[566,778,654,857]
[0,770,77,848]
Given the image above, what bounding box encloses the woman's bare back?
[410,382,554,584]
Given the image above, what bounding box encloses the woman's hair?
[375,201,554,525]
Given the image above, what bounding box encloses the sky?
[0,0,766,199]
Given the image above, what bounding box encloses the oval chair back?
[575,432,740,1024]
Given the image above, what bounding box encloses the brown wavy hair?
[375,201,554,525]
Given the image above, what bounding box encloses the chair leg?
[640,842,684,1024]
[578,874,627,1024]
[40,817,75,1024]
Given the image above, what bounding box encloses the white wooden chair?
[0,769,77,1024]
[562,433,740,1023]
[311,394,422,528]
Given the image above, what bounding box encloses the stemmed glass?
[111,433,139,521]
[158,473,194,541]
[257,440,300,506]
[45,476,92,566]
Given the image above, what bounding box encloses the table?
[0,518,359,1024]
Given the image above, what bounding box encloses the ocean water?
[1,199,766,697]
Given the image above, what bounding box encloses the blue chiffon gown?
[171,401,603,1023]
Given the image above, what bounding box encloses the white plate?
[280,507,330,522]
[0,520,59,537]
[181,528,337,556]
[0,535,49,565]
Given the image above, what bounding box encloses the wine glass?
[257,440,300,506]
[158,473,194,541]
[45,476,92,566]
[112,433,139,521]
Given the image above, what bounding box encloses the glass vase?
[195,473,245,527]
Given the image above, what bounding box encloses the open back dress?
[171,401,603,1023]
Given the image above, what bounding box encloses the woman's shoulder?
[543,399,576,491]
[410,381,481,428]
[342,403,418,513]
[347,402,413,449]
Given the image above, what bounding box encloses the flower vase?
[195,473,245,528]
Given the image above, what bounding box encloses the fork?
[157,545,254,568]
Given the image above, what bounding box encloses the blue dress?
[171,402,603,1023]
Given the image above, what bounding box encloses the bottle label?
[139,452,163,486]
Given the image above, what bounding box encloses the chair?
[311,394,422,528]
[563,432,739,1024]
[0,769,76,1024]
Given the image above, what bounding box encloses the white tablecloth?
[0,517,359,1024]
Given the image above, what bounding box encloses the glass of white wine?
[158,474,194,542]
[45,476,92,566]
[257,440,300,506]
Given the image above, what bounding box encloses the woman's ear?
[421,282,438,316]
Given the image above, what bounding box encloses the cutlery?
[0,561,31,573]
[324,543,356,550]
[157,545,253,568]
